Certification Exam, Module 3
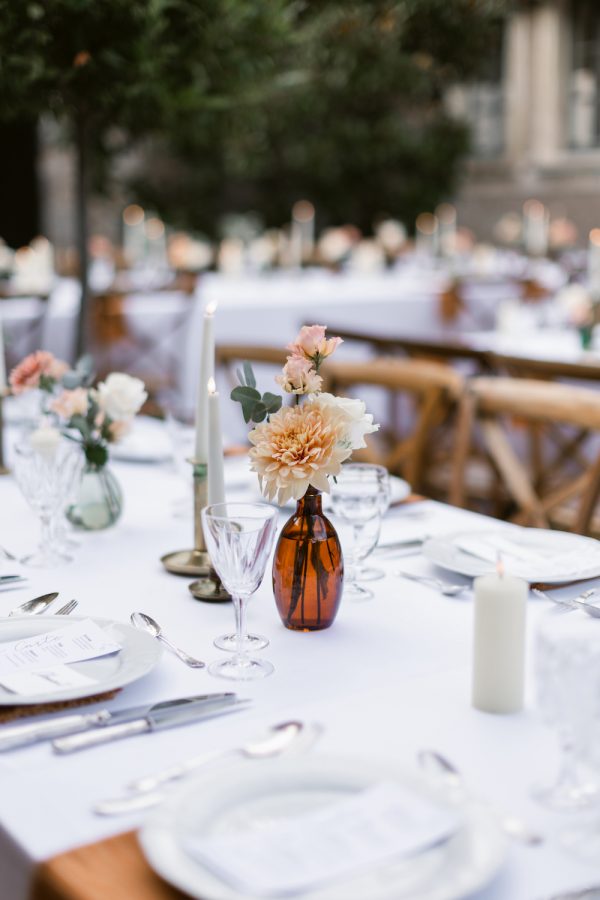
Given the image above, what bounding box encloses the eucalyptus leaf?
[242,360,257,389]
[231,385,261,402]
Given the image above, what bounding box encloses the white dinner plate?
[109,416,172,463]
[139,755,507,900]
[0,615,162,705]
[423,528,600,583]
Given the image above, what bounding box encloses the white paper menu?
[0,620,121,677]
[184,782,460,896]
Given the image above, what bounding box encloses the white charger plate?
[0,615,161,705]
[110,416,172,463]
[139,755,507,900]
[423,528,600,583]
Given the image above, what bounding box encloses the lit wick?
[496,553,504,578]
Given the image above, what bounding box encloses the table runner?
[31,832,183,900]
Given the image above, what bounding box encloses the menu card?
[0,620,121,695]
[184,782,460,896]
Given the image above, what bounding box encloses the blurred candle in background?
[523,199,549,258]
[436,203,457,257]
[122,204,146,267]
[195,302,216,463]
[0,314,6,393]
[415,212,438,257]
[588,228,600,301]
[145,216,168,270]
[207,377,226,506]
[290,200,315,267]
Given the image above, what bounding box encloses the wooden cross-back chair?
[323,357,464,493]
[450,376,600,535]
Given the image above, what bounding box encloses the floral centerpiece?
[231,325,378,630]
[10,351,147,529]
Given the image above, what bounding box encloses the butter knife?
[53,696,251,753]
[0,693,236,751]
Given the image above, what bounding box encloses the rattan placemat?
[0,689,121,724]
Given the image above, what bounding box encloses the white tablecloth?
[0,439,599,899]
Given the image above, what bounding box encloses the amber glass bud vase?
[273,486,343,631]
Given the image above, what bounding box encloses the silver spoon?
[532,588,600,619]
[396,570,469,597]
[94,720,321,816]
[130,612,205,668]
[8,592,59,616]
[418,749,544,846]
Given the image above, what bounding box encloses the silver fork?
[55,599,78,616]
[532,588,600,619]
[395,570,469,596]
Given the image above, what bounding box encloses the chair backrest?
[324,357,464,490]
[451,375,600,534]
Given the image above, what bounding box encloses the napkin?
[454,532,590,579]
[183,782,460,897]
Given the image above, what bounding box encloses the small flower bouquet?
[231,324,378,631]
[10,351,147,528]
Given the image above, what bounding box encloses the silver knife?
[0,693,236,751]
[0,576,26,584]
[52,696,251,754]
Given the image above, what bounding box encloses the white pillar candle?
[472,564,528,714]
[523,199,549,257]
[588,229,600,301]
[194,302,216,463]
[207,377,226,506]
[0,314,6,394]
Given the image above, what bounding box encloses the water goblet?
[202,502,278,680]
[13,439,83,567]
[533,604,600,811]
[330,463,390,600]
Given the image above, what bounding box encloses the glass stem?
[233,594,249,665]
[40,513,53,553]
[555,731,584,797]
[351,523,364,576]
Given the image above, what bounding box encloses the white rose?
[314,392,379,449]
[96,373,147,421]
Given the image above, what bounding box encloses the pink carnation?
[287,325,342,365]
[50,388,89,420]
[276,356,322,395]
[9,351,68,395]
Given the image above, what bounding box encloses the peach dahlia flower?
[248,400,352,505]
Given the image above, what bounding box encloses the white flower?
[96,373,147,421]
[313,392,379,450]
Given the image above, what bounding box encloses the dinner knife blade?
[52,697,251,754]
[0,693,236,751]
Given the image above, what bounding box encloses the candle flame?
[206,301,217,316]
[496,554,504,578]
[123,204,144,226]
[207,376,216,394]
[415,212,437,235]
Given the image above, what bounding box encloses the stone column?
[529,0,569,166]
[504,9,532,165]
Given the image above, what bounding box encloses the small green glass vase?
[66,462,123,530]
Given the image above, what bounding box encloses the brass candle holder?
[0,392,9,475]
[161,459,230,602]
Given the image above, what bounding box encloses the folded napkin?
[454,533,591,579]
[184,782,460,897]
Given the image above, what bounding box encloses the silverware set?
[6,592,78,617]
[533,587,600,618]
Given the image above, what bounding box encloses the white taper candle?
[207,377,225,505]
[0,314,6,394]
[194,302,216,463]
[472,563,527,714]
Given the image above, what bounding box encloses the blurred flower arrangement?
[232,324,378,505]
[10,351,147,466]
[10,351,147,530]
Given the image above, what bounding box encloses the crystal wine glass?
[13,439,83,567]
[533,604,600,811]
[202,502,278,680]
[330,463,390,600]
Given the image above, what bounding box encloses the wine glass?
[13,440,83,567]
[533,604,600,811]
[330,463,390,600]
[201,502,278,680]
